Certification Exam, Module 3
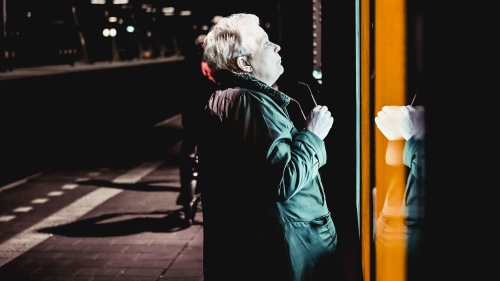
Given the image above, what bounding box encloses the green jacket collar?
[216,70,291,107]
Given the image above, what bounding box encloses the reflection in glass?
[374,105,426,281]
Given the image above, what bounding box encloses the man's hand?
[399,105,425,140]
[306,105,334,140]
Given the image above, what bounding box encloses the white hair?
[203,13,260,74]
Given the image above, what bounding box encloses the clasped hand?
[306,105,334,140]
[375,105,425,141]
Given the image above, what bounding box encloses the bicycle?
[181,152,202,225]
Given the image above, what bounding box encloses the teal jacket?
[199,71,337,281]
[403,136,425,224]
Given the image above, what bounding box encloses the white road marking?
[0,160,164,267]
[47,191,64,196]
[13,207,32,213]
[0,216,15,222]
[62,184,78,190]
[31,198,49,204]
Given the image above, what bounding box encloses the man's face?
[247,26,283,86]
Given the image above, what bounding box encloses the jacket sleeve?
[403,136,425,181]
[403,130,426,221]
[274,129,327,200]
[237,92,328,201]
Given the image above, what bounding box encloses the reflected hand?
[306,105,334,140]
[375,106,404,141]
[399,105,425,140]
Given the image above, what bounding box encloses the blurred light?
[312,70,322,80]
[113,0,128,4]
[141,4,154,13]
[103,28,110,37]
[91,0,106,4]
[162,7,175,16]
[126,26,134,33]
[109,17,118,23]
[180,10,192,16]
[110,28,117,37]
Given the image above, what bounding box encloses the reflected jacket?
[403,136,426,224]
[198,71,337,281]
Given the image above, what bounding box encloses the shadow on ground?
[38,210,194,237]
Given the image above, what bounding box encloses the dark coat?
[198,71,337,281]
[403,136,426,281]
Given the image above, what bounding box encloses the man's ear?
[237,56,253,72]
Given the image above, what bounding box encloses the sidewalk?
[0,56,184,81]
[0,115,204,281]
